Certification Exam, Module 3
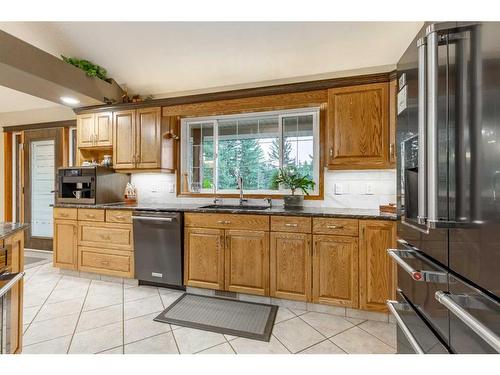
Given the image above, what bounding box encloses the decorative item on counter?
[101,155,112,167]
[81,159,98,166]
[163,130,180,140]
[124,183,137,204]
[272,167,315,209]
[379,203,396,214]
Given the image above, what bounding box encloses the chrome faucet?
[237,176,248,206]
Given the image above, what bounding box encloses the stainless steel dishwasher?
[132,211,183,288]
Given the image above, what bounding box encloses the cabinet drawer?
[313,218,359,236]
[54,208,77,220]
[271,216,311,233]
[78,222,133,250]
[78,209,105,222]
[106,210,132,223]
[185,213,269,231]
[79,247,133,277]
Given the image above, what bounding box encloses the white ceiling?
[0,21,423,114]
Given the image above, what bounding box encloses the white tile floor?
[22,261,396,354]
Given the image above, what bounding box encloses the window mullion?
[278,114,284,193]
[213,120,219,194]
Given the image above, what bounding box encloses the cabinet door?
[312,235,358,307]
[5,231,24,353]
[136,107,161,169]
[53,220,78,270]
[225,230,269,296]
[270,232,311,302]
[184,227,225,290]
[327,82,389,169]
[113,110,136,169]
[77,113,95,148]
[388,78,397,166]
[359,220,396,312]
[95,112,113,147]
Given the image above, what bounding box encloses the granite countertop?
[53,202,397,221]
[0,223,29,240]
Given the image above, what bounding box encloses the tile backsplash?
[130,169,396,209]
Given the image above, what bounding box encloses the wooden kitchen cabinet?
[225,230,269,296]
[270,232,312,302]
[388,78,397,166]
[327,82,389,169]
[184,227,225,290]
[53,219,78,270]
[113,110,136,169]
[359,220,396,312]
[77,112,113,148]
[113,107,162,170]
[136,107,162,169]
[5,231,24,353]
[312,235,359,308]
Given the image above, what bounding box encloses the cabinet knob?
[284,223,298,227]
[100,261,110,266]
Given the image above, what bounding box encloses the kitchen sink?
[200,204,270,211]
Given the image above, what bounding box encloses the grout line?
[95,344,123,354]
[223,335,237,354]
[170,327,182,354]
[65,278,93,354]
[23,273,63,334]
[193,340,230,354]
[121,281,125,354]
[271,333,292,354]
[356,323,396,349]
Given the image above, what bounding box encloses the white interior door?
[30,140,55,238]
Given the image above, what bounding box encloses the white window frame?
[181,107,320,196]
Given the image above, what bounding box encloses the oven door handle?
[387,300,425,354]
[435,291,500,353]
[0,272,25,299]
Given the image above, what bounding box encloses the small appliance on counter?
[56,166,130,205]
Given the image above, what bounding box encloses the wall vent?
[214,290,238,299]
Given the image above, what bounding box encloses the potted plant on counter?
[272,167,315,209]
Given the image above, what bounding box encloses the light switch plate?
[334,183,343,195]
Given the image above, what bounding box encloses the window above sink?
[180,107,320,196]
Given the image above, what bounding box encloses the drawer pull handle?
[100,234,111,241]
[115,215,125,220]
[386,300,424,354]
[60,213,68,217]
[86,214,95,218]
[100,261,110,266]
[285,223,298,227]
[217,220,231,224]
[327,225,344,229]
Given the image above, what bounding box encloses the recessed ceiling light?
[60,96,80,105]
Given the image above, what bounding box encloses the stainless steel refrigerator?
[391,22,500,354]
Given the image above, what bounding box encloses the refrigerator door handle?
[417,37,427,224]
[435,291,500,353]
[387,300,425,354]
[426,30,439,227]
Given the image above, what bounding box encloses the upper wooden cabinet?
[113,107,162,170]
[77,112,113,148]
[113,110,136,169]
[359,220,396,312]
[326,82,390,169]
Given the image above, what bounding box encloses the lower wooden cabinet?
[5,231,24,354]
[312,235,359,308]
[359,220,396,311]
[53,219,78,270]
[184,227,225,290]
[225,230,269,296]
[79,246,134,278]
[270,232,311,302]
